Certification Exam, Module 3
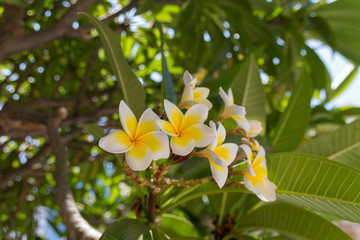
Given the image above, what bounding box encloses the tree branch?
[0,0,96,62]
[47,109,101,240]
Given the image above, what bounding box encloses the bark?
[47,110,101,240]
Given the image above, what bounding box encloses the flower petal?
[170,134,195,156]
[228,88,234,106]
[240,144,255,176]
[214,143,238,166]
[216,122,226,146]
[125,142,152,171]
[193,87,209,99]
[183,70,193,85]
[209,160,228,188]
[208,121,218,149]
[180,81,194,102]
[164,99,183,132]
[99,130,134,154]
[135,108,160,138]
[119,100,137,139]
[203,147,227,167]
[137,131,170,160]
[248,120,262,137]
[231,115,250,133]
[178,100,198,109]
[156,120,178,136]
[245,176,276,202]
[194,97,213,110]
[181,104,208,130]
[219,87,231,106]
[182,124,214,148]
[225,105,246,116]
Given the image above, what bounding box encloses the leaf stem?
[218,192,228,226]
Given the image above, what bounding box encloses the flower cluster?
[99,71,276,202]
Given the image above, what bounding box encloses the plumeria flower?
[240,144,276,202]
[219,87,249,133]
[156,99,214,156]
[99,101,170,171]
[248,120,263,138]
[178,71,212,110]
[203,121,238,188]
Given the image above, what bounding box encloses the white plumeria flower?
[99,101,170,171]
[204,121,238,188]
[156,99,215,156]
[240,144,276,202]
[219,87,249,133]
[178,71,212,110]
[248,120,263,138]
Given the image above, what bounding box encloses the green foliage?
[99,219,149,240]
[81,12,146,117]
[231,54,266,123]
[267,153,360,222]
[236,203,352,240]
[297,118,360,169]
[271,72,313,152]
[1,0,360,239]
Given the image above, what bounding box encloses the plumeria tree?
[1,0,360,239]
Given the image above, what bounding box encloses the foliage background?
[0,0,360,239]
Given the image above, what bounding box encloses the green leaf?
[99,218,149,240]
[230,54,266,123]
[142,229,169,240]
[267,153,360,223]
[161,182,246,213]
[162,153,360,223]
[327,66,358,102]
[297,118,360,169]
[159,25,176,104]
[0,0,26,6]
[160,213,200,239]
[81,123,105,140]
[315,0,360,64]
[236,204,351,240]
[305,46,331,91]
[271,72,313,152]
[81,13,145,117]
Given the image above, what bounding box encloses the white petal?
[254,178,276,202]
[209,160,228,188]
[204,147,227,167]
[137,131,170,160]
[156,120,178,136]
[240,144,255,176]
[193,87,210,99]
[182,124,215,148]
[225,105,246,116]
[99,130,134,154]
[216,122,226,146]
[248,120,263,137]
[195,98,213,110]
[208,121,218,149]
[232,115,250,133]
[181,104,208,130]
[219,87,231,106]
[119,100,137,139]
[183,70,193,85]
[214,143,238,166]
[228,88,234,105]
[178,100,198,109]
[135,108,160,138]
[164,99,183,131]
[125,142,152,171]
[180,82,194,102]
[170,135,195,156]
